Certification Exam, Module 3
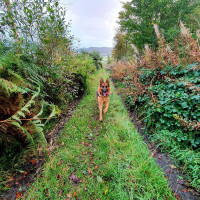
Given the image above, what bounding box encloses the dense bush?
[111,24,200,190]
[0,0,98,169]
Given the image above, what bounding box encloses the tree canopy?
[118,0,200,50]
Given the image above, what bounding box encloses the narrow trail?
[25,70,174,199]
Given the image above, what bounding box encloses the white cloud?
[61,0,126,48]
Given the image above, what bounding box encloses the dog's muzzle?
[102,89,107,96]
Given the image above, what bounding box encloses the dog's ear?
[106,78,110,86]
[100,78,104,86]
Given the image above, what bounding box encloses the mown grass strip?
[25,70,174,199]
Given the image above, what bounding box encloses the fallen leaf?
[5,184,11,188]
[88,169,93,175]
[58,190,63,197]
[91,158,94,165]
[23,171,28,176]
[45,189,49,197]
[15,181,19,185]
[158,156,162,159]
[27,182,31,186]
[153,154,156,158]
[15,191,22,199]
[174,192,181,200]
[104,188,108,194]
[30,159,36,165]
[169,164,176,169]
[145,171,148,174]
[69,172,81,183]
[95,166,98,170]
[57,174,61,180]
[73,192,76,197]
[182,189,187,192]
[148,144,152,148]
[8,176,14,181]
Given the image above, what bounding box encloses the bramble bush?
[111,23,200,190]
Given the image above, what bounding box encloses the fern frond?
[28,120,47,153]
[33,100,44,119]
[0,78,27,97]
[11,121,37,155]
[8,87,40,124]
[45,104,56,125]
[7,69,27,88]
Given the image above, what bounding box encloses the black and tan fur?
[96,78,110,121]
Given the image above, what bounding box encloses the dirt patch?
[129,110,200,200]
[0,98,82,200]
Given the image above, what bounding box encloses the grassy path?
[25,70,174,199]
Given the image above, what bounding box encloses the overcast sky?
[62,0,125,48]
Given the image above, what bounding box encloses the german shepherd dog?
[96,78,110,121]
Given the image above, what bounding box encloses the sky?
[62,0,126,48]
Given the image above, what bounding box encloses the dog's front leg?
[98,101,103,121]
[104,98,109,114]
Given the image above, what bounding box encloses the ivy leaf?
[181,102,188,109]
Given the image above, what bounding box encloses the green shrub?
[114,62,200,189]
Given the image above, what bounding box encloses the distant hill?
[77,47,112,57]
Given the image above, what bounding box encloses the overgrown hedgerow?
[0,0,101,192]
[111,23,200,190]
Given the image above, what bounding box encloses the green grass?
[25,70,174,199]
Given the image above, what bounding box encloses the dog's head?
[99,78,110,96]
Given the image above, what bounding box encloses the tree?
[107,55,112,64]
[1,0,73,64]
[112,31,134,61]
[2,0,20,43]
[89,51,103,70]
[112,31,126,61]
[118,0,199,51]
